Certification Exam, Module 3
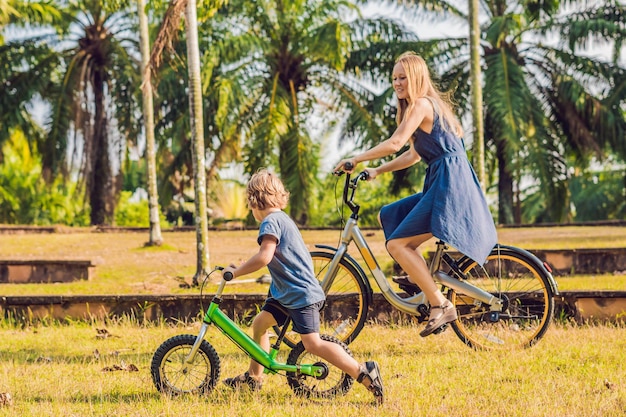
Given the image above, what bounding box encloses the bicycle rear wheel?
[286,334,354,398]
[448,246,555,350]
[275,251,369,348]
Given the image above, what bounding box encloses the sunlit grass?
[553,273,626,291]
[0,320,625,417]
[0,226,625,296]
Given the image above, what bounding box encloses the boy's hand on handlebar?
[223,265,236,280]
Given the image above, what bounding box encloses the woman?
[334,52,497,337]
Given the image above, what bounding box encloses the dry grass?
[1,226,625,416]
[0,320,625,417]
[0,226,625,296]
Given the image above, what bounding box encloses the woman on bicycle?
[222,169,384,404]
[334,51,498,337]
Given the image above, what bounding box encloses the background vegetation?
[1,0,624,230]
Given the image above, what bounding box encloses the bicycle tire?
[286,334,354,398]
[448,246,555,349]
[274,251,370,348]
[151,334,221,396]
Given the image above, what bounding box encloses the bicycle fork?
[184,322,210,365]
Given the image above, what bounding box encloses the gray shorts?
[262,298,324,335]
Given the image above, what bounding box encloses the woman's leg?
[386,233,447,306]
[386,234,457,336]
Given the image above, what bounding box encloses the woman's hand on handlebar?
[333,158,357,174]
[362,167,378,181]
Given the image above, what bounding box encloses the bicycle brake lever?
[333,161,353,176]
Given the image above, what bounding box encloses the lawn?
[0,225,625,296]
[1,226,625,416]
[0,320,625,417]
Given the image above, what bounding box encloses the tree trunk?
[89,70,112,226]
[138,0,163,246]
[496,139,514,225]
[469,0,485,191]
[185,0,210,285]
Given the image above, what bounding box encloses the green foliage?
[207,179,248,224]
[570,167,626,221]
[309,172,414,227]
[121,159,147,193]
[520,164,626,224]
[0,130,89,225]
[114,191,169,227]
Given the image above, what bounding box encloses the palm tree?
[386,0,626,224]
[0,0,61,150]
[468,0,485,190]
[148,0,232,282]
[480,0,626,223]
[212,0,425,225]
[184,0,210,283]
[4,0,143,225]
[138,0,163,245]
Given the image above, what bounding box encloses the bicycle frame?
[319,173,504,315]
[183,279,325,378]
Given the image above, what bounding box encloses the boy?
[222,169,384,404]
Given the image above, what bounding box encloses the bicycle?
[151,269,354,398]
[280,165,559,350]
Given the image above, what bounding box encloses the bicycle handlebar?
[333,162,369,217]
[216,266,234,281]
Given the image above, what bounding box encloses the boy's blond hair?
[246,169,290,210]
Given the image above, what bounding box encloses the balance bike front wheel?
[151,334,221,396]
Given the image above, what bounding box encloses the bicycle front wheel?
[151,334,221,396]
[449,246,555,350]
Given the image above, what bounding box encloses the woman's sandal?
[357,361,384,405]
[419,300,458,337]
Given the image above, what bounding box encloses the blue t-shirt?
[258,211,325,309]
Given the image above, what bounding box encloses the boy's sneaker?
[357,361,384,405]
[223,372,262,391]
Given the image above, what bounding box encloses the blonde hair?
[246,169,290,210]
[394,52,463,137]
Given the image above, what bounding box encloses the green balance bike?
[151,269,354,398]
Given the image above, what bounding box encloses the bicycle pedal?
[393,276,422,296]
[432,324,449,335]
[416,304,429,323]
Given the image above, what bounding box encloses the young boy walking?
[222,169,384,404]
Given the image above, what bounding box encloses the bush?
[0,131,89,226]
[115,191,169,227]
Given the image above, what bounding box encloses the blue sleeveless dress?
[379,113,497,265]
